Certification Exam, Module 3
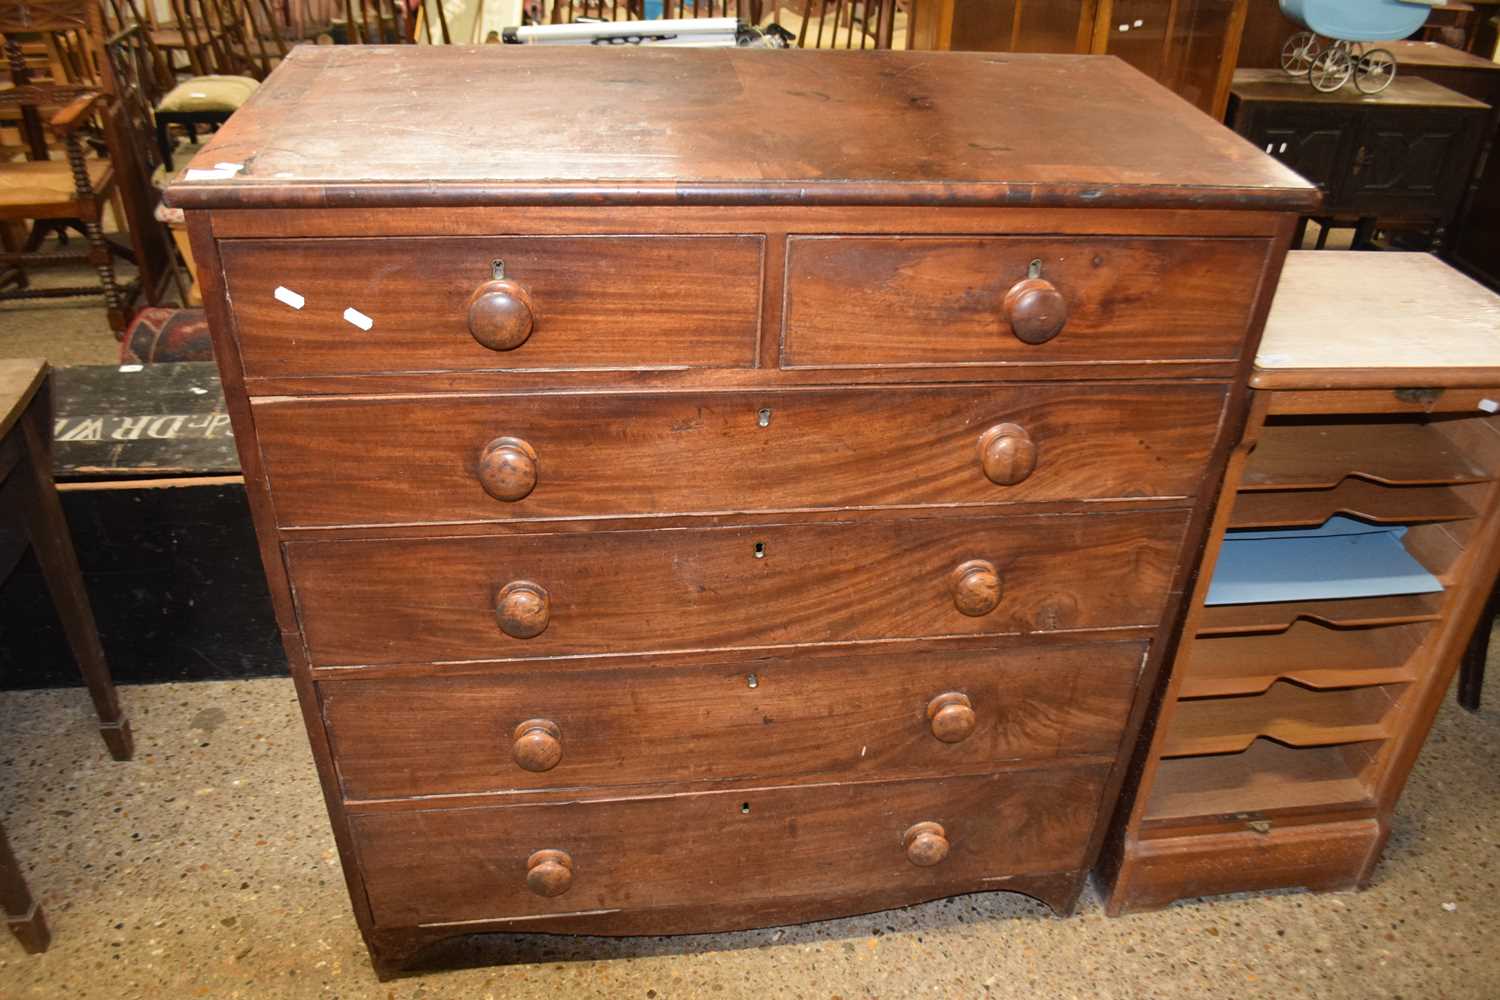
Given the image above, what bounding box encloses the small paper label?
[1479,398,1498,414]
[183,168,236,181]
[118,364,144,373]
[343,307,373,331]
[273,286,305,309]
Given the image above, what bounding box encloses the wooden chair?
[2,359,135,955]
[764,0,898,48]
[0,0,179,334]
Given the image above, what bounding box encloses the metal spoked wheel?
[1354,47,1398,94]
[1309,45,1353,93]
[1281,31,1321,76]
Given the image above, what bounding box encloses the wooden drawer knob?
[512,718,562,772]
[526,849,573,897]
[978,423,1037,486]
[1004,276,1067,345]
[478,436,538,502]
[467,262,535,351]
[903,821,949,867]
[950,559,1001,617]
[496,581,550,639]
[927,692,976,743]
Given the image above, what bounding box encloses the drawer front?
[351,766,1108,927]
[322,640,1145,800]
[782,236,1268,367]
[255,383,1227,528]
[287,510,1187,665]
[219,236,763,378]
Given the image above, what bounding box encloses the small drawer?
[218,235,763,378]
[350,765,1108,928]
[782,236,1268,367]
[286,510,1187,666]
[321,640,1145,800]
[254,383,1227,528]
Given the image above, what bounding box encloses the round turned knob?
[478,436,538,502]
[950,559,1001,617]
[926,692,976,743]
[467,272,535,351]
[903,821,950,867]
[526,849,573,897]
[1004,276,1068,345]
[978,423,1037,486]
[495,581,550,639]
[512,718,562,772]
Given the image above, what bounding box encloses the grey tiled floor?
[0,673,1495,999]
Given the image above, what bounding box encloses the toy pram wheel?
[1354,48,1397,94]
[1281,31,1321,76]
[1309,46,1353,93]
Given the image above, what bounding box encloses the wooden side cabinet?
[1228,70,1489,249]
[1099,251,1500,914]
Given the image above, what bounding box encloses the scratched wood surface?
[164,47,1320,211]
[320,639,1145,800]
[349,764,1109,927]
[253,383,1226,528]
[48,364,237,478]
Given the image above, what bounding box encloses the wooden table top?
[0,358,45,441]
[1254,251,1500,389]
[1231,68,1491,109]
[1386,39,1500,73]
[165,47,1319,212]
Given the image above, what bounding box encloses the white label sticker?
[1479,398,1498,414]
[118,364,144,373]
[183,168,237,181]
[343,307,373,331]
[273,286,305,309]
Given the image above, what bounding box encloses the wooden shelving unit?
[1100,251,1500,915]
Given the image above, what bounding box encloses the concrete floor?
[0,676,1495,999]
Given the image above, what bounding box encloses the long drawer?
[254,383,1227,528]
[350,765,1109,928]
[782,236,1268,367]
[321,640,1145,800]
[287,510,1188,665]
[219,235,764,378]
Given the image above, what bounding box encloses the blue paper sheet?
[1206,515,1445,606]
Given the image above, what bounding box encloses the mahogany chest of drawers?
[166,46,1317,977]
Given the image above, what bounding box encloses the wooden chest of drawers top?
[167,47,1316,214]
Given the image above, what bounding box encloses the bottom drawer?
[1111,818,1384,914]
[352,766,1109,928]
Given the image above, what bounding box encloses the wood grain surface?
[252,383,1227,528]
[219,236,763,378]
[320,640,1145,800]
[349,765,1110,927]
[164,48,1319,212]
[783,237,1268,367]
[286,510,1187,665]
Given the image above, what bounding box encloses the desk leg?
[0,822,49,954]
[17,405,133,761]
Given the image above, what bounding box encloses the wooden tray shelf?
[1143,739,1379,824]
[1198,592,1445,636]
[1161,681,1406,757]
[1229,481,1475,530]
[1243,422,1491,492]
[1182,621,1426,697]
